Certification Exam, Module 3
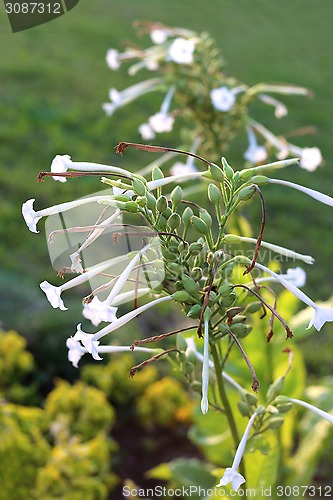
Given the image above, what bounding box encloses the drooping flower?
[255,263,333,331]
[106,49,120,70]
[210,86,236,112]
[168,37,196,64]
[286,146,322,171]
[201,317,210,414]
[268,178,333,207]
[244,127,268,164]
[255,267,306,288]
[258,93,288,119]
[217,410,259,491]
[148,86,176,134]
[150,28,169,44]
[71,327,102,361]
[51,154,72,182]
[287,397,333,424]
[82,297,118,327]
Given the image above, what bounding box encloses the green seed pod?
[152,166,164,180]
[182,206,193,225]
[238,401,252,417]
[172,290,191,302]
[124,201,138,213]
[132,178,146,196]
[200,210,212,228]
[218,284,233,297]
[267,417,284,429]
[239,168,255,181]
[188,242,203,255]
[245,392,258,406]
[237,185,256,201]
[171,185,183,207]
[232,315,247,324]
[191,267,203,282]
[209,163,225,182]
[208,183,222,204]
[223,234,241,244]
[182,274,199,295]
[246,302,263,314]
[156,195,168,213]
[187,304,202,319]
[146,192,156,210]
[229,323,251,338]
[222,157,234,180]
[251,175,269,185]
[266,376,285,403]
[136,196,147,207]
[219,292,236,307]
[191,215,209,235]
[276,403,293,414]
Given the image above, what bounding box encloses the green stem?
[210,342,246,480]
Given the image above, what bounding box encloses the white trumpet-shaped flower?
[258,93,288,119]
[217,410,259,491]
[201,318,210,414]
[168,37,196,64]
[149,86,176,134]
[22,196,112,233]
[255,263,333,331]
[49,154,135,183]
[138,123,156,141]
[85,295,172,343]
[286,145,322,171]
[150,28,169,44]
[244,126,267,164]
[170,158,198,177]
[255,267,306,288]
[70,328,103,362]
[211,86,236,112]
[147,170,206,191]
[268,178,333,207]
[39,255,127,310]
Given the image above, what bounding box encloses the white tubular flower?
[254,267,306,288]
[66,337,86,368]
[229,235,314,265]
[148,86,176,134]
[210,86,236,112]
[72,327,102,361]
[287,397,333,424]
[90,295,172,342]
[151,28,169,44]
[258,93,288,119]
[138,123,156,141]
[22,196,111,233]
[286,145,322,171]
[249,119,289,158]
[168,37,196,64]
[184,337,244,393]
[268,178,333,207]
[106,49,120,70]
[217,410,259,491]
[170,159,197,177]
[201,318,210,414]
[244,126,268,164]
[255,263,333,331]
[147,171,206,191]
[39,255,127,310]
[102,78,162,117]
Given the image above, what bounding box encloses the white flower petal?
[244,145,268,164]
[106,49,120,70]
[39,281,67,311]
[308,307,333,331]
[149,112,174,133]
[211,87,236,112]
[168,37,195,64]
[82,297,118,327]
[50,154,72,182]
[138,123,156,141]
[74,325,102,361]
[22,199,42,233]
[300,147,322,171]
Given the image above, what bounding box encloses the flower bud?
[246,302,262,314]
[182,274,199,295]
[167,262,183,277]
[191,267,203,281]
[239,168,255,181]
[158,215,167,231]
[114,194,132,202]
[191,215,209,235]
[226,307,243,319]
[187,304,202,319]
[256,405,266,415]
[172,290,191,302]
[146,192,156,210]
[171,186,183,207]
[136,196,147,207]
[238,401,252,417]
[168,213,181,230]
[176,333,187,351]
[124,201,139,213]
[237,185,256,201]
[223,234,241,244]
[267,417,284,429]
[276,403,293,414]
[208,183,222,204]
[250,175,269,185]
[222,157,234,180]
[132,178,146,196]
[266,376,285,403]
[209,163,225,182]
[152,166,164,180]
[245,392,258,406]
[188,242,203,255]
[218,323,229,337]
[218,283,233,297]
[200,210,212,228]
[182,206,193,226]
[156,195,168,213]
[229,323,251,338]
[219,292,236,307]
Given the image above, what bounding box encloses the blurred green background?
[1,0,332,376]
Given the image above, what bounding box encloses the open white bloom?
[211,86,236,112]
[71,327,102,361]
[83,297,118,327]
[286,145,322,171]
[66,336,86,368]
[149,112,174,133]
[255,263,333,331]
[168,37,196,64]
[201,318,210,414]
[151,28,169,44]
[258,93,288,119]
[51,154,72,182]
[244,126,267,164]
[138,123,156,140]
[268,178,333,207]
[22,195,111,233]
[106,49,120,70]
[217,410,259,491]
[287,397,333,424]
[39,255,126,310]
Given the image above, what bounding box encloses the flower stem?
[210,341,246,480]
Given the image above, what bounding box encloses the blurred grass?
[0,0,333,374]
